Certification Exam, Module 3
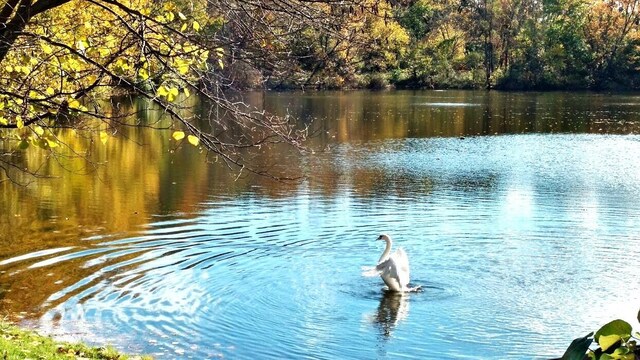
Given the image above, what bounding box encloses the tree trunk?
[0,0,71,63]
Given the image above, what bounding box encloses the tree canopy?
[0,0,350,182]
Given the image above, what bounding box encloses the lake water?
[1,90,640,359]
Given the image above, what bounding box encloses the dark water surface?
[1,90,640,359]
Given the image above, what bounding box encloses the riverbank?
[0,321,150,360]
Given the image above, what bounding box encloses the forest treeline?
[220,0,640,91]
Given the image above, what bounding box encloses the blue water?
[2,91,640,359]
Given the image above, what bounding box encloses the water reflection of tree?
[373,291,410,339]
[260,90,640,140]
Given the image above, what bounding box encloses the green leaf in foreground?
[594,320,632,348]
[598,334,622,352]
[598,346,635,360]
[561,332,593,360]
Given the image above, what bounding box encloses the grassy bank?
[0,322,150,360]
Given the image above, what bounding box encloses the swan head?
[377,234,391,242]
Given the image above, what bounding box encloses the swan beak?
[376,235,383,241]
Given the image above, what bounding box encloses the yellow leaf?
[178,12,187,21]
[193,21,200,31]
[16,116,23,129]
[599,334,621,351]
[177,61,190,75]
[167,87,179,102]
[184,87,190,97]
[218,59,224,70]
[215,47,225,55]
[138,67,149,80]
[187,135,200,146]
[68,99,81,110]
[172,131,185,140]
[45,87,55,96]
[98,47,110,57]
[5,65,13,72]
[0,117,7,126]
[100,131,108,145]
[41,43,53,54]
[181,23,187,32]
[34,126,44,136]
[157,86,169,97]
[46,138,59,148]
[166,11,175,22]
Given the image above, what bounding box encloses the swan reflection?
[372,291,409,339]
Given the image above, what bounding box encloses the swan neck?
[379,237,392,263]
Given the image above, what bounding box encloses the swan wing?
[376,253,409,291]
[376,257,393,272]
[377,257,402,291]
[393,247,410,287]
[361,266,381,277]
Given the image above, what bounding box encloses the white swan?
[375,234,413,292]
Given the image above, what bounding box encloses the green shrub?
[561,311,640,360]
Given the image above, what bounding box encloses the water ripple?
[2,134,640,359]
